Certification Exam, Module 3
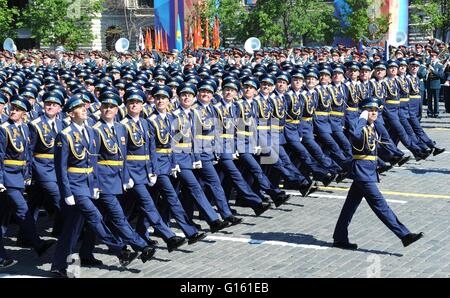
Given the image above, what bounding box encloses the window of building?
[138,0,153,8]
[105,26,122,51]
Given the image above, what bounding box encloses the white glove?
[123,178,134,191]
[25,179,32,186]
[359,110,369,120]
[171,165,181,178]
[232,151,239,160]
[93,188,100,200]
[299,137,303,142]
[192,160,203,169]
[65,196,75,206]
[148,174,157,186]
[253,146,262,155]
[0,184,6,193]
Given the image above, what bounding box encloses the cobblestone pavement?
[1,108,450,278]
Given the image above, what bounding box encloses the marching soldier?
[300,69,343,176]
[79,91,156,267]
[25,92,65,242]
[0,95,55,267]
[333,97,423,250]
[287,70,336,186]
[51,96,139,278]
[120,89,187,252]
[171,83,231,233]
[369,61,411,167]
[315,66,352,173]
[147,85,207,244]
[234,77,290,207]
[192,80,243,225]
[383,59,430,161]
[213,77,271,215]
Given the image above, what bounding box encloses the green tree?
[198,0,248,47]
[20,0,104,50]
[0,0,19,42]
[243,0,335,47]
[410,0,450,40]
[334,0,390,42]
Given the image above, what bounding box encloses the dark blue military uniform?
[52,119,126,272]
[333,100,413,247]
[300,86,342,174]
[148,110,201,238]
[120,114,178,243]
[171,106,225,227]
[192,99,236,220]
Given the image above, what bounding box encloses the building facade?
[91,0,155,51]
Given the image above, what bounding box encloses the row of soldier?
[0,55,445,276]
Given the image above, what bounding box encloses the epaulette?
[93,122,102,129]
[31,117,42,125]
[172,109,181,116]
[61,126,72,134]
[120,118,129,125]
[149,114,157,122]
[1,122,10,129]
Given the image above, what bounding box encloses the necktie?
[82,128,89,145]
[110,125,115,136]
[51,121,57,134]
[18,124,26,139]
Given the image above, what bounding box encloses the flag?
[204,19,210,48]
[138,27,145,51]
[155,27,160,51]
[164,30,169,51]
[176,13,183,51]
[384,40,389,61]
[197,17,203,49]
[148,28,153,51]
[193,17,198,50]
[213,16,220,50]
[157,28,162,51]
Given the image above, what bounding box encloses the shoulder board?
[149,114,158,122]
[31,117,42,125]
[93,122,102,129]
[120,118,129,125]
[191,103,199,109]
[254,95,261,101]
[62,127,72,134]
[1,122,10,129]
[172,109,181,116]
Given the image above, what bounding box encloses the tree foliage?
[20,0,104,50]
[0,0,19,42]
[199,0,249,47]
[410,0,450,39]
[334,0,389,42]
[243,0,335,47]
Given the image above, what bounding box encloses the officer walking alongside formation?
[333,98,424,250]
